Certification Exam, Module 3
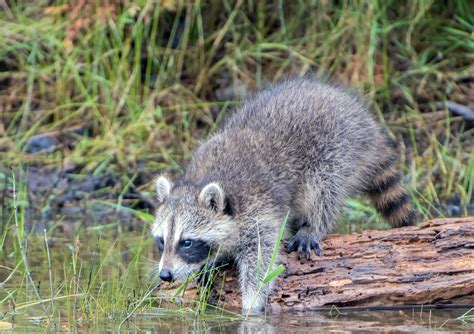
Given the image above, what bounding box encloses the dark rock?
[23,135,56,153]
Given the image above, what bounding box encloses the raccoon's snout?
[159,268,174,282]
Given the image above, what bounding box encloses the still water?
[1,228,472,332]
[2,304,472,332]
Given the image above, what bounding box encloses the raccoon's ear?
[199,183,224,212]
[156,176,172,203]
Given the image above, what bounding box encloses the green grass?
[457,308,474,323]
[0,1,472,212]
[0,0,473,330]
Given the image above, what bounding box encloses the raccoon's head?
[152,176,237,283]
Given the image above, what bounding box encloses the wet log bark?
[165,218,474,311]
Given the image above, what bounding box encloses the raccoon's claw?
[286,231,322,260]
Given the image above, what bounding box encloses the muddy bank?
[2,166,156,232]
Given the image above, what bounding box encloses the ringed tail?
[366,159,415,227]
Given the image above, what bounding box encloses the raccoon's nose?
[159,268,173,282]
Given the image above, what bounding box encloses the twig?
[44,229,54,313]
[0,0,14,20]
[73,262,83,325]
[437,101,474,121]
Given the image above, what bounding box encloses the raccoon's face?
[152,176,237,283]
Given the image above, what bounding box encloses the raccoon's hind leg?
[364,158,415,227]
[287,174,347,259]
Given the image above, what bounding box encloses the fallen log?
[162,217,474,311]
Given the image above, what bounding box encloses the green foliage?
[0,1,471,215]
[0,0,473,330]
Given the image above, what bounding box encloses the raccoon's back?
[185,77,387,209]
[221,77,384,169]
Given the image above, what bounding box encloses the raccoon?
[152,76,415,312]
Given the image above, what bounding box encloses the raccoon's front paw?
[286,230,322,260]
[242,305,265,316]
[238,320,276,334]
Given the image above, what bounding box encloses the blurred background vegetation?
[0,1,473,330]
[0,0,473,233]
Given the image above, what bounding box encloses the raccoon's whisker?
[142,256,160,265]
[146,266,162,283]
[143,257,162,281]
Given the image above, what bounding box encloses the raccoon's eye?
[156,237,164,251]
[181,240,193,249]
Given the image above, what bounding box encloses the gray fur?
[152,76,414,312]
